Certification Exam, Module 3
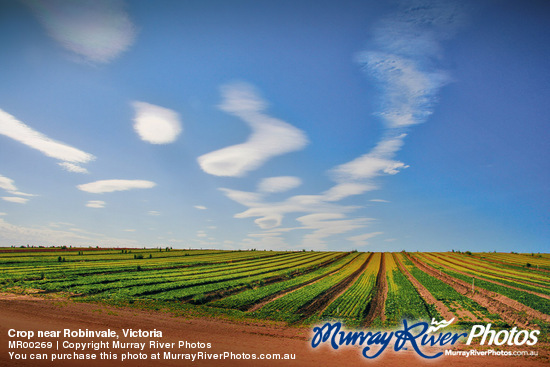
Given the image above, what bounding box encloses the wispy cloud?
[194,205,207,210]
[0,218,138,247]
[298,213,374,249]
[132,102,182,144]
[358,52,449,128]
[25,0,137,63]
[370,199,390,203]
[198,83,308,177]
[0,175,17,193]
[258,176,302,194]
[347,232,384,247]
[0,174,35,200]
[148,210,160,216]
[59,162,90,174]
[220,187,357,230]
[332,134,408,183]
[77,179,156,193]
[0,109,95,173]
[2,197,29,204]
[216,1,465,250]
[86,200,105,208]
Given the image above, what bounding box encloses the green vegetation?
[1,247,548,326]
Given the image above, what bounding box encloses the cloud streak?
[25,0,137,63]
[198,83,308,177]
[0,109,95,173]
[0,218,138,247]
[86,200,105,208]
[77,179,156,194]
[347,232,384,247]
[0,174,35,202]
[217,1,465,249]
[258,176,302,194]
[2,197,29,204]
[132,102,182,144]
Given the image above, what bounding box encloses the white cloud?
[0,174,35,203]
[10,191,35,197]
[370,199,390,203]
[0,109,95,172]
[334,155,409,181]
[0,175,17,192]
[2,197,29,204]
[77,179,156,193]
[211,2,466,249]
[194,205,207,210]
[358,51,449,128]
[297,213,374,249]
[48,222,73,228]
[0,212,6,216]
[332,134,408,182]
[86,200,105,208]
[123,229,136,232]
[0,218,138,247]
[347,232,384,247]
[196,230,207,238]
[198,83,308,177]
[132,102,182,144]
[25,0,137,63]
[323,183,378,202]
[221,187,357,231]
[148,211,161,216]
[357,0,463,129]
[258,176,302,194]
[59,162,89,174]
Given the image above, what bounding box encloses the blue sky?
[0,0,548,252]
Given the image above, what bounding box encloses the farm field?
[1,248,549,330]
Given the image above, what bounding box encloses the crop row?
[252,253,369,323]
[210,253,355,310]
[0,250,283,281]
[322,253,379,322]
[142,253,348,302]
[71,252,334,297]
[29,252,315,292]
[384,253,437,324]
[399,253,501,324]
[432,253,549,289]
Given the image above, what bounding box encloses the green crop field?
[1,247,549,329]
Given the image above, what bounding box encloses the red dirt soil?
[0,293,547,367]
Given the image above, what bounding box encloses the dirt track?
[0,293,547,367]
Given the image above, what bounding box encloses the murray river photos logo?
[311,319,539,359]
